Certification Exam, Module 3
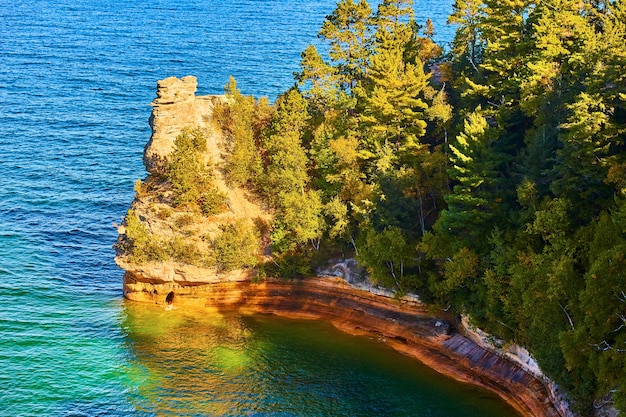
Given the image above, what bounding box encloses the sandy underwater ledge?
[121,268,569,417]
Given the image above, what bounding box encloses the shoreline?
[122,270,568,417]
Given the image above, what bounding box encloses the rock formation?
[144,75,223,173]
[117,76,575,417]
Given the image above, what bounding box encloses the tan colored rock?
[144,75,224,172]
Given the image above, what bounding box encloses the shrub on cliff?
[166,127,227,213]
[166,236,205,265]
[212,219,259,272]
[122,210,167,263]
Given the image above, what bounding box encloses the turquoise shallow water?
[0,1,518,415]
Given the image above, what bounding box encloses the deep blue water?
[0,1,518,416]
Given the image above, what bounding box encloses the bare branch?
[559,302,575,331]
[350,235,358,256]
[590,340,613,351]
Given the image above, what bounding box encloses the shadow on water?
[119,301,520,417]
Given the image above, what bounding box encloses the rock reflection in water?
[119,301,519,417]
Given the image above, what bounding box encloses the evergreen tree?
[547,0,626,222]
[373,0,415,46]
[478,0,532,105]
[259,89,325,253]
[550,93,616,220]
[261,89,311,204]
[434,107,508,251]
[296,45,340,114]
[167,127,221,211]
[357,45,430,160]
[318,0,373,90]
[220,77,263,187]
[447,0,485,76]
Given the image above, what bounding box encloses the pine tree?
[259,89,325,253]
[548,0,626,221]
[517,0,596,199]
[447,0,485,75]
[296,45,340,114]
[434,107,509,250]
[478,0,532,105]
[261,89,311,204]
[373,0,415,44]
[550,93,616,220]
[358,46,430,159]
[220,77,263,187]
[318,0,373,90]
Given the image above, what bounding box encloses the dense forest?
[123,0,625,414]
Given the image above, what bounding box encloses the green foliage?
[447,0,484,72]
[212,219,259,272]
[134,179,148,198]
[166,127,227,213]
[357,47,430,154]
[357,226,416,289]
[199,188,228,216]
[167,236,203,265]
[174,213,196,229]
[122,210,167,264]
[436,247,479,301]
[167,128,209,204]
[130,1,626,411]
[420,0,626,411]
[260,89,311,205]
[296,45,340,112]
[269,190,324,254]
[156,207,172,220]
[276,190,324,250]
[324,196,349,240]
[218,76,264,187]
[318,0,372,89]
[263,251,313,280]
[434,106,509,252]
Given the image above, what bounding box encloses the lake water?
[0,0,518,415]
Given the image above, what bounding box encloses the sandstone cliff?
[145,75,219,172]
[116,76,574,417]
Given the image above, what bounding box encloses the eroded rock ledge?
[123,268,567,417]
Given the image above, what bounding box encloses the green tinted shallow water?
[121,303,519,416]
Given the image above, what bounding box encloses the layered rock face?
[122,271,566,417]
[119,76,574,417]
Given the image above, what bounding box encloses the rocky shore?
[120,263,568,417]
